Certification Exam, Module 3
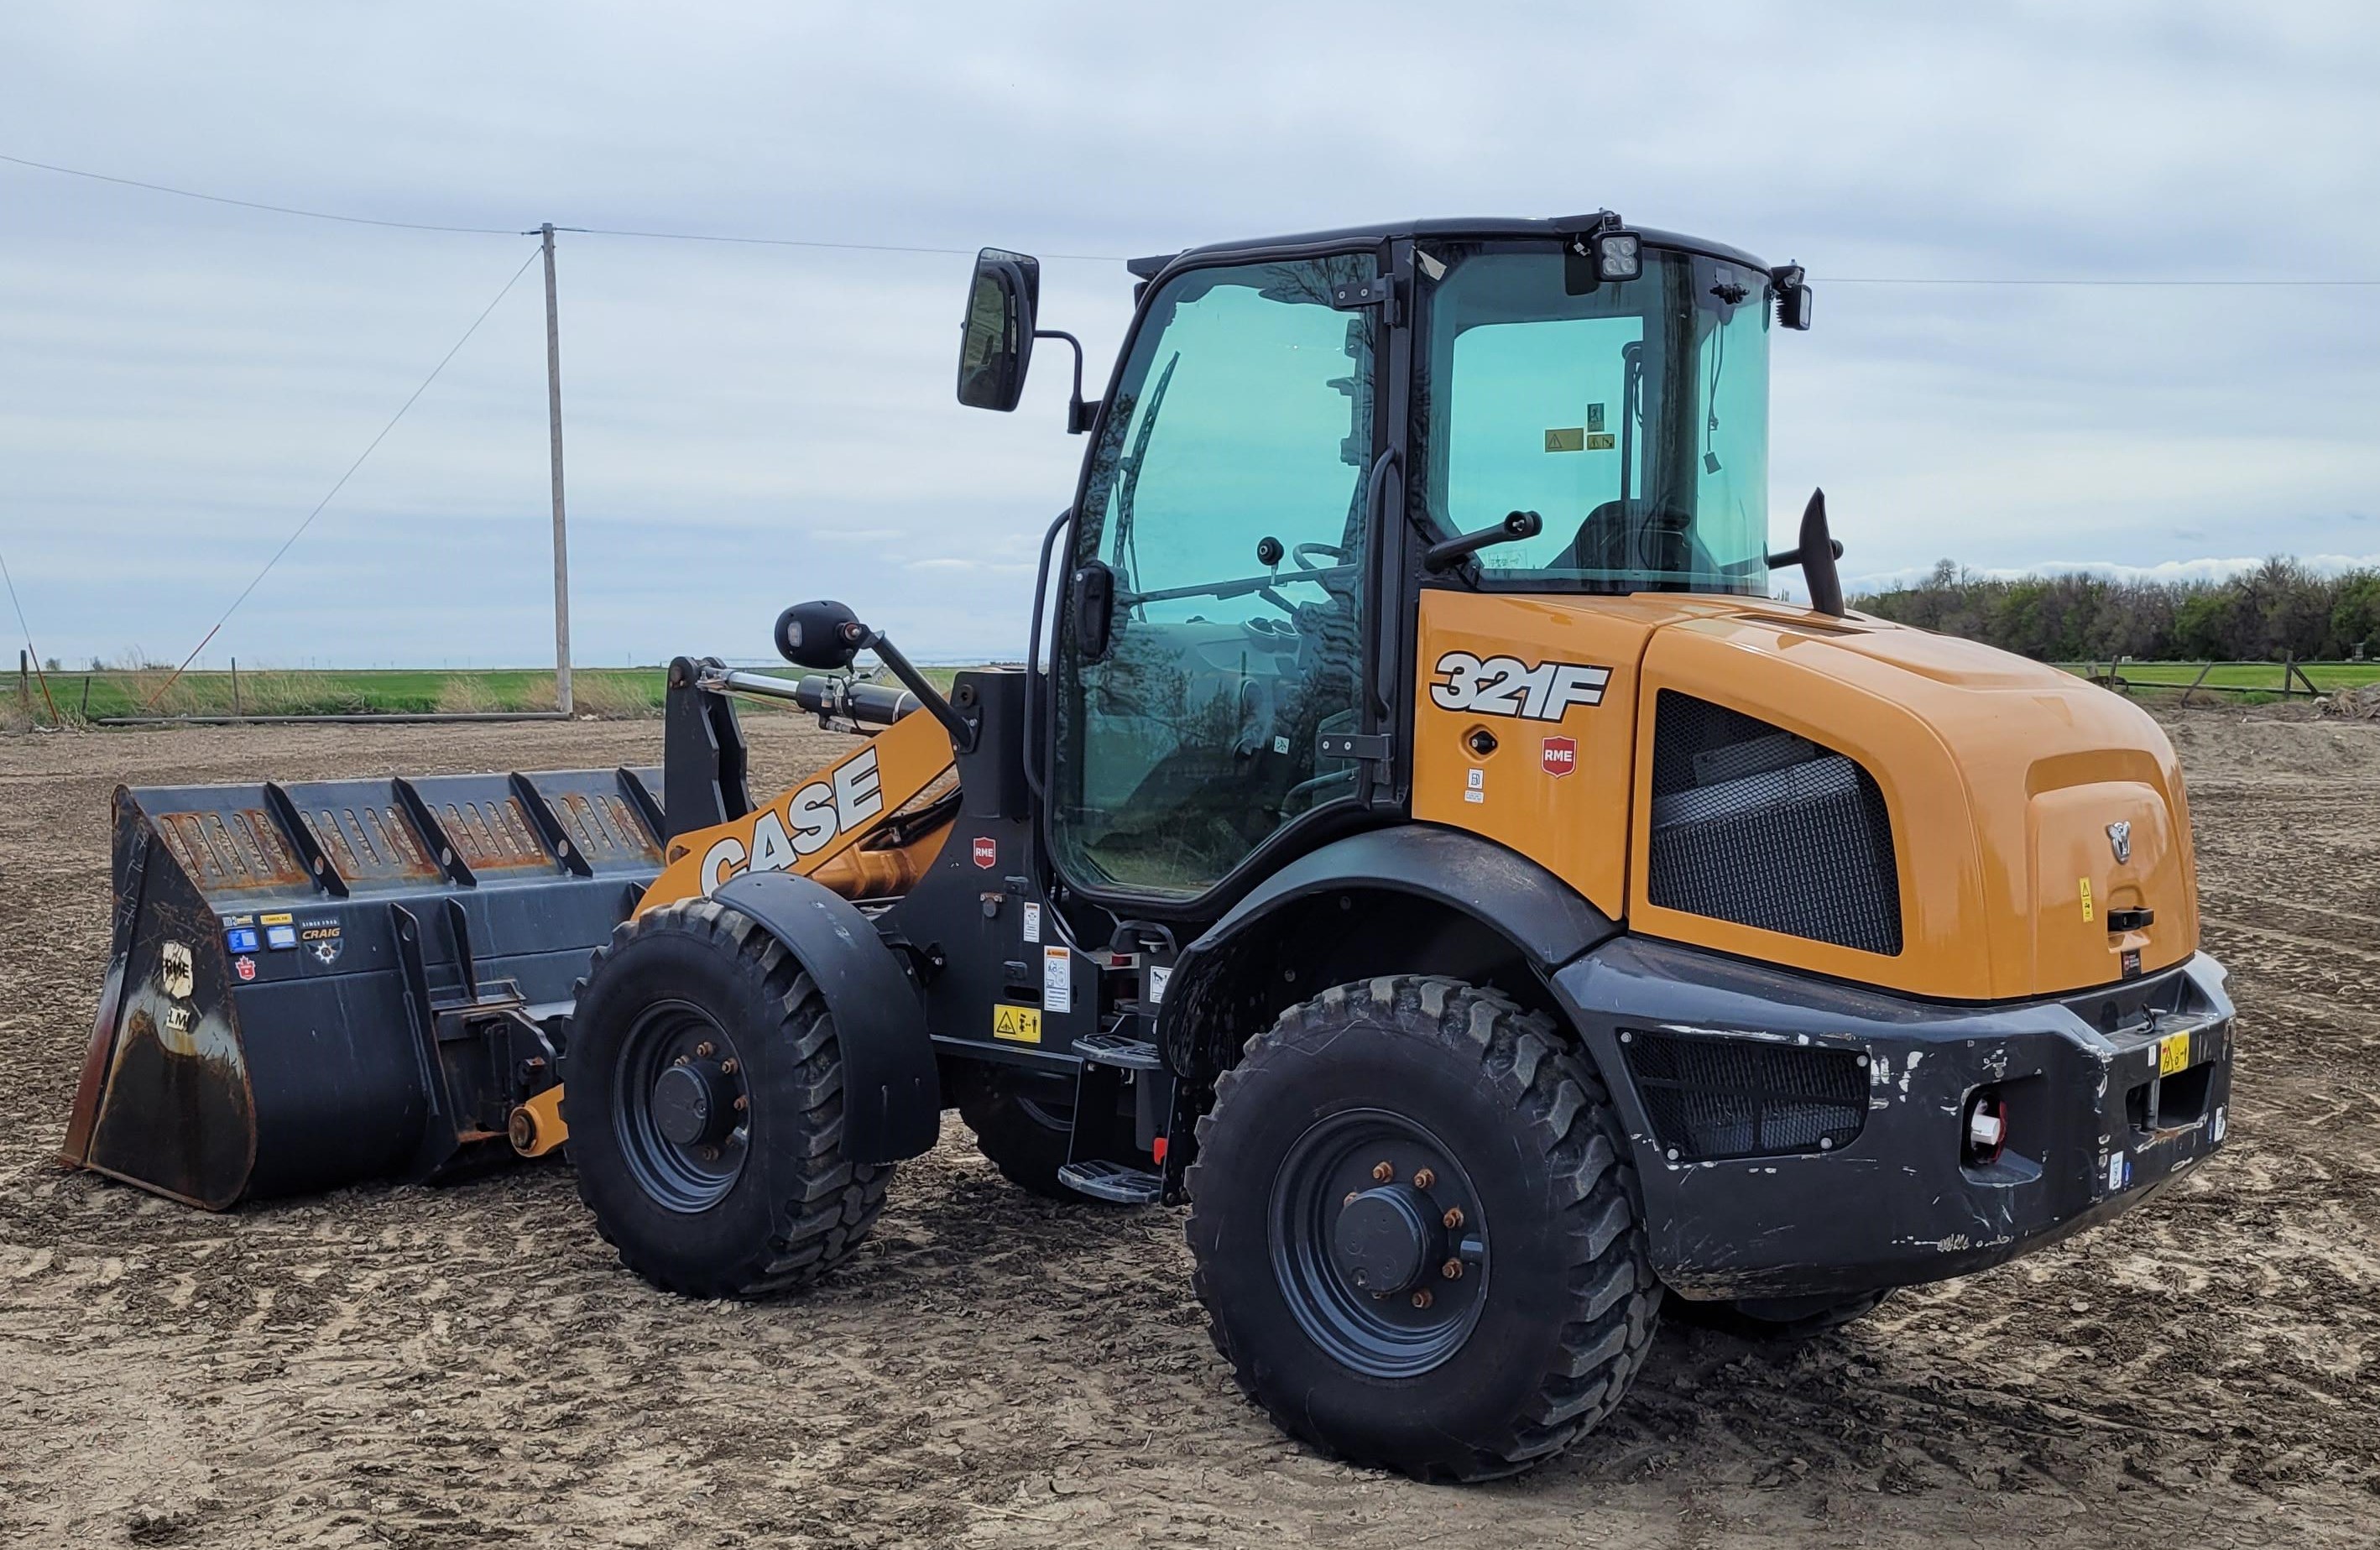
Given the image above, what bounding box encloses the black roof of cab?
[1127,215,1775,283]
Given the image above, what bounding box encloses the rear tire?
[563,899,890,1299]
[1669,1288,1896,1341]
[953,1066,1083,1202]
[1186,976,1660,1481]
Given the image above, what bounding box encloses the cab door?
[1050,254,1380,901]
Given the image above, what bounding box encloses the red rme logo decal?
[1542,737,1577,777]
[973,835,999,869]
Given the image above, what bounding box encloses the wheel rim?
[614,998,750,1213]
[1267,1107,1490,1379]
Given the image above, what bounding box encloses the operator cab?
[956,215,1822,911]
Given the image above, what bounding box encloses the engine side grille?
[1647,691,1902,956]
[1624,1030,1868,1160]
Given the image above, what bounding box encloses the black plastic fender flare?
[1155,823,1621,1081]
[710,869,941,1164]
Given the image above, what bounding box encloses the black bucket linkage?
[61,766,666,1209]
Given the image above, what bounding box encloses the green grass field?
[6,659,2364,727]
[2059,660,2380,694]
[8,664,975,724]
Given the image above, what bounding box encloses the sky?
[3,2,2376,669]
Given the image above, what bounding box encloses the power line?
[0,151,517,236]
[1826,276,2380,287]
[13,149,2380,284]
[0,546,61,723]
[2,150,1128,261]
[141,245,545,709]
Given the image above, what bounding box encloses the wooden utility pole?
[540,223,574,717]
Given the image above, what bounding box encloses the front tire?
[564,899,890,1299]
[1186,976,1660,1480]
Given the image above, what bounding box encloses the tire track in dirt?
[1,707,2375,1547]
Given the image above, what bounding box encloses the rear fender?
[710,869,941,1163]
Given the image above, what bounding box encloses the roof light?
[1594,230,1642,282]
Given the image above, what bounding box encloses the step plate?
[1057,1159,1162,1205]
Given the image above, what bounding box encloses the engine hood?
[1626,598,2199,1002]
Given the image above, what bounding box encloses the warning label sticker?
[992,1005,1042,1044]
[1041,946,1072,1014]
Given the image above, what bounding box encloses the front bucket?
[60,766,665,1209]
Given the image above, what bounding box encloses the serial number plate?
[2158,1031,2191,1076]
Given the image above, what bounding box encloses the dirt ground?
[1,706,2373,1548]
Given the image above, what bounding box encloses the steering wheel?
[1292,542,1345,572]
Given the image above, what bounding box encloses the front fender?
[712,869,940,1163]
[1156,823,1621,1080]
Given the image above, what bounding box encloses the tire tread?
[1186,974,1660,1481]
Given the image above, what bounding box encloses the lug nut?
[1371,1161,1395,1182]
[733,1095,749,1112]
[1442,1259,1464,1280]
[1411,1289,1434,1310]
[695,1041,715,1058]
[1443,1206,1464,1229]
[1412,1168,1435,1191]
[673,1054,690,1067]
[719,1058,738,1075]
[1343,1191,1360,1207]
[698,1146,718,1161]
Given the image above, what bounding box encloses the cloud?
[2,2,2377,665]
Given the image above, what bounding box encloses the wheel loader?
[63,211,2236,1480]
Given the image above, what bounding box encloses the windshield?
[1412,242,1771,593]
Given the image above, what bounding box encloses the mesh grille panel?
[1647,691,1902,956]
[1625,1031,1867,1160]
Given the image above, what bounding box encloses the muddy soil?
[1,707,2373,1547]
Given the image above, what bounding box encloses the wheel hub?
[614,1000,751,1213]
[650,1062,730,1146]
[1268,1109,1490,1379]
[1332,1185,1443,1295]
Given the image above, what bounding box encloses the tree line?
[1852,558,2380,663]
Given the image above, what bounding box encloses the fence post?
[81,675,92,719]
[232,657,241,719]
[16,650,26,719]
[2289,657,2321,698]
[2179,660,2215,707]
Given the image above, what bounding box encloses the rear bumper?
[1552,939,2234,1302]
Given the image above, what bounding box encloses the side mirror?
[957,248,1041,411]
[1771,264,1814,331]
[775,600,864,670]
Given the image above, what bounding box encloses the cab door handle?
[2107,907,2154,932]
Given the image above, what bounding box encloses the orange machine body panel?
[639,708,956,913]
[1416,589,2200,1002]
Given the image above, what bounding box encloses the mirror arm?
[1425,509,1543,572]
[855,625,977,752]
[1034,329,1098,434]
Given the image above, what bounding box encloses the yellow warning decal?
[2159,1030,2191,1076]
[2078,878,2094,924]
[1543,427,1585,451]
[992,1005,1042,1045]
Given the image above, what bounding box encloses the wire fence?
[2062,656,2372,702]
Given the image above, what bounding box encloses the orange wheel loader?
[64,212,2235,1480]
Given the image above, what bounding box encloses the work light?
[1593,229,1642,281]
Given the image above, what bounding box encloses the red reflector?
[1151,1137,1168,1164]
